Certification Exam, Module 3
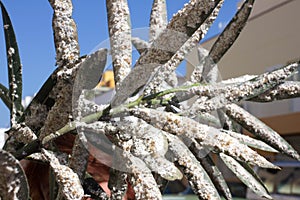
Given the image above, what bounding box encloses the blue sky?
[0,0,240,127]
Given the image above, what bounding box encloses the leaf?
[68,131,89,182]
[144,0,224,95]
[209,0,255,64]
[149,0,167,42]
[220,153,272,200]
[165,133,221,200]
[48,0,80,66]
[131,37,149,54]
[188,62,299,114]
[106,0,132,88]
[222,129,278,153]
[18,68,58,124]
[73,48,108,98]
[116,116,182,181]
[189,142,232,200]
[131,108,278,169]
[112,0,223,106]
[250,81,300,102]
[0,1,23,125]
[225,103,300,160]
[0,149,29,200]
[125,152,162,200]
[0,83,11,109]
[41,149,84,200]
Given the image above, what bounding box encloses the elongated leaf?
[0,83,11,109]
[209,0,255,63]
[149,0,167,42]
[48,0,80,66]
[125,152,162,200]
[0,149,29,200]
[144,0,224,95]
[189,142,232,200]
[131,107,278,169]
[220,153,272,200]
[41,149,84,200]
[112,0,223,106]
[165,133,221,200]
[68,132,89,182]
[225,103,300,160]
[250,81,300,102]
[222,129,278,153]
[108,168,128,200]
[73,48,108,100]
[0,2,23,125]
[239,161,269,194]
[116,116,182,180]
[106,0,132,88]
[188,62,299,114]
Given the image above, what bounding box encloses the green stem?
[42,83,201,145]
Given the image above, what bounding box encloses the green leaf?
[0,83,11,109]
[0,1,23,125]
[0,149,29,199]
[220,153,272,200]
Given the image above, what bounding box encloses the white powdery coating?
[220,153,272,200]
[39,64,79,140]
[49,0,79,67]
[112,0,221,106]
[149,0,167,42]
[131,108,277,168]
[9,124,37,144]
[252,81,300,102]
[106,0,132,88]
[42,149,84,200]
[125,152,162,200]
[165,133,221,200]
[187,63,299,114]
[225,103,300,160]
[221,74,257,85]
[223,129,278,153]
[145,0,224,95]
[0,150,26,199]
[116,116,168,155]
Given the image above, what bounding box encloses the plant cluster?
[0,0,300,200]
